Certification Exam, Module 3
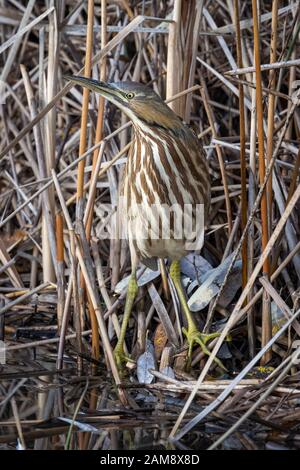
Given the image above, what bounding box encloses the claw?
[182,326,227,371]
[113,346,134,372]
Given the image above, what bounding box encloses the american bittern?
[66,76,223,370]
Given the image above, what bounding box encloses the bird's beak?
[64,75,123,104]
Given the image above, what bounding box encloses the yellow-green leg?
[170,260,226,371]
[114,270,138,369]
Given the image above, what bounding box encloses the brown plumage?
[65,76,224,372]
[122,118,210,266]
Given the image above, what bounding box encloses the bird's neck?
[133,119,192,144]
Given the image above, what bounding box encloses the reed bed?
[0,0,300,450]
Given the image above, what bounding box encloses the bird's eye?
[126,92,135,99]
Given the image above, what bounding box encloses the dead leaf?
[114,266,160,294]
[188,252,242,311]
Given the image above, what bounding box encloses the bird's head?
[64,75,183,132]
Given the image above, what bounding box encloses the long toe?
[113,346,132,372]
[182,327,227,371]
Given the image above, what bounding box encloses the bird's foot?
[182,325,227,371]
[113,345,134,372]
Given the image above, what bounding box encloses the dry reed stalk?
[56,275,73,371]
[0,282,50,316]
[286,146,300,204]
[171,178,300,439]
[226,57,300,75]
[75,250,125,391]
[0,15,146,164]
[266,0,278,228]
[208,83,300,338]
[170,81,300,437]
[20,65,57,273]
[11,397,26,450]
[209,346,299,449]
[51,168,82,372]
[185,1,204,122]
[76,0,95,208]
[85,0,107,239]
[91,239,122,341]
[0,238,23,288]
[51,171,125,402]
[0,7,54,56]
[166,0,181,114]
[1,1,300,450]
[200,84,233,233]
[55,212,64,331]
[246,72,257,358]
[240,239,300,319]
[42,3,60,284]
[0,0,35,88]
[251,0,271,364]
[233,0,247,294]
[74,1,99,376]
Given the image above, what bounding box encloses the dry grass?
[0,0,300,451]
